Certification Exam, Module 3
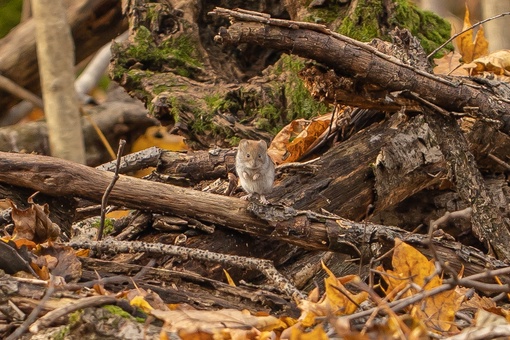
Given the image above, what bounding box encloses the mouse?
[235,139,275,204]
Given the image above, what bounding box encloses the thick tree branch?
[0,152,505,277]
[209,8,510,132]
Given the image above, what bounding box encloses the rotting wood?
[0,151,506,278]
[209,8,510,133]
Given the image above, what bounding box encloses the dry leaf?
[455,4,489,63]
[269,113,332,164]
[298,263,368,328]
[433,52,469,76]
[131,126,189,177]
[455,4,474,63]
[151,309,285,335]
[472,25,489,60]
[131,295,154,313]
[378,239,462,332]
[463,49,510,76]
[290,323,329,339]
[35,244,82,283]
[10,198,60,243]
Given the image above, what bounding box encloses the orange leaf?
[472,25,489,60]
[456,4,474,63]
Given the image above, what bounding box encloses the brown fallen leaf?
[10,196,60,243]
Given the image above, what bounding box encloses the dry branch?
[209,8,510,132]
[0,151,505,278]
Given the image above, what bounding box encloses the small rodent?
[235,139,275,204]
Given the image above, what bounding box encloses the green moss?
[391,0,452,55]
[274,54,329,122]
[337,0,452,56]
[167,96,182,122]
[103,305,145,323]
[53,326,71,340]
[92,218,115,236]
[227,136,241,146]
[337,0,384,41]
[204,94,239,113]
[52,309,82,339]
[111,26,202,82]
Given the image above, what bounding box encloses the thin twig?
[69,239,304,299]
[427,11,510,59]
[344,266,510,322]
[81,107,116,160]
[97,139,126,240]
[5,279,55,340]
[0,74,44,108]
[488,153,510,171]
[29,295,118,333]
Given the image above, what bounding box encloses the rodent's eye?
[258,155,262,159]
[246,153,250,158]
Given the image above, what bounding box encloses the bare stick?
[97,139,126,240]
[82,107,116,160]
[29,295,118,333]
[427,11,510,59]
[5,280,55,340]
[69,239,304,299]
[0,74,43,108]
[488,153,510,171]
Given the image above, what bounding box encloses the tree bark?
[211,8,510,132]
[0,151,506,279]
[32,0,86,163]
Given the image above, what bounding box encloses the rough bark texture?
[2,1,510,337]
[211,9,510,132]
[0,151,506,280]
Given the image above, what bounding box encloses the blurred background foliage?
[0,0,22,38]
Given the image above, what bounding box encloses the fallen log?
[210,8,510,133]
[0,151,505,278]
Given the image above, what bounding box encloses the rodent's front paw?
[252,173,260,180]
[242,172,250,180]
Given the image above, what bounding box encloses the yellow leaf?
[130,295,154,312]
[472,25,489,60]
[456,4,474,63]
[381,239,462,332]
[384,239,441,293]
[321,262,368,315]
[131,126,188,152]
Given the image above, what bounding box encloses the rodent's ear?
[238,139,247,148]
[258,140,268,150]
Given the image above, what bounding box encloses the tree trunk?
[32,0,86,163]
